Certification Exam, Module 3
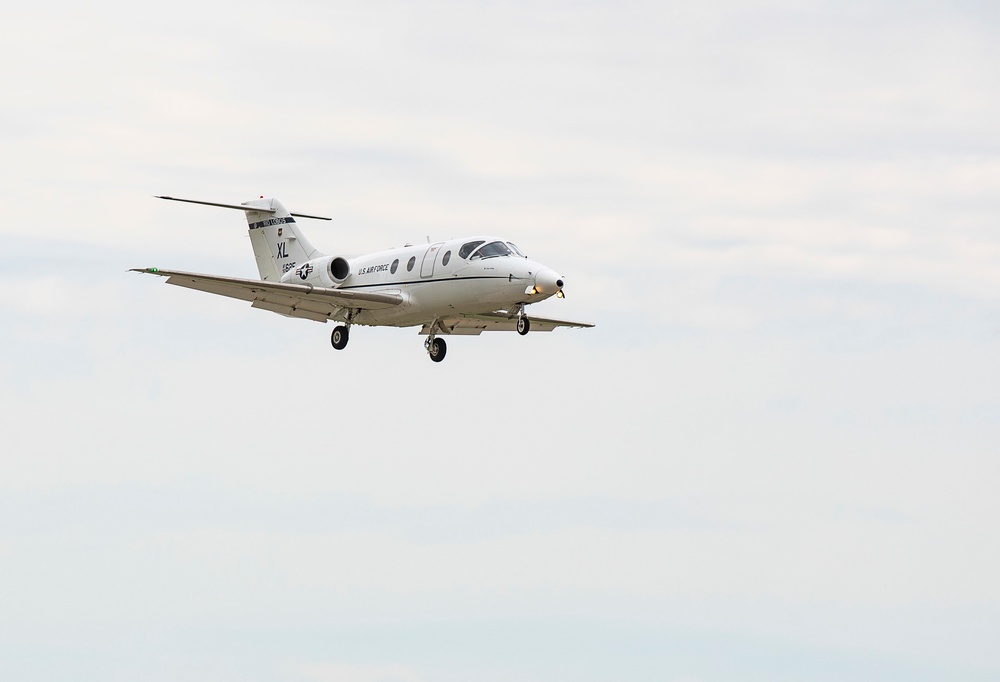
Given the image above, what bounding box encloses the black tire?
[331,325,349,350]
[429,337,447,362]
[517,316,530,335]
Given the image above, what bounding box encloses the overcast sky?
[2,1,999,680]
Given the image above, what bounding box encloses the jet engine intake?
[327,256,351,283]
[280,255,352,287]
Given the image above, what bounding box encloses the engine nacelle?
[279,255,352,287]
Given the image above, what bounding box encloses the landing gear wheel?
[331,325,350,350]
[517,315,530,335]
[428,337,447,362]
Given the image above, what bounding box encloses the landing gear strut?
[331,324,349,350]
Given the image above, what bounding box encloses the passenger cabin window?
[459,241,485,259]
[470,241,512,260]
[407,256,416,272]
[391,259,399,274]
[442,250,451,266]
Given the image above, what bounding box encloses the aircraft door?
[420,242,444,277]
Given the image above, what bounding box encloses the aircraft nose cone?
[534,269,565,295]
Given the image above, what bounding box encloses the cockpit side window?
[506,242,525,257]
[470,241,512,259]
[459,241,485,259]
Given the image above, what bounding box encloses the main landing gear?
[331,324,349,350]
[424,320,448,362]
[425,335,447,363]
[424,319,449,363]
[332,311,357,351]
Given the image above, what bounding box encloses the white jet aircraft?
[133,196,594,362]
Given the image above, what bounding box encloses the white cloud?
[295,663,422,682]
[2,0,1000,679]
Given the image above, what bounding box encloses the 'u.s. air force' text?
[358,264,390,275]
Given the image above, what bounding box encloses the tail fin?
[155,195,329,281]
[242,197,326,281]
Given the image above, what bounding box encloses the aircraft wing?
[131,267,402,322]
[420,311,595,335]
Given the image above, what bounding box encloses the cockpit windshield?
[506,242,525,257]
[470,241,512,259]
[459,240,485,259]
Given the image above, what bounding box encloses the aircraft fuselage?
[281,237,563,328]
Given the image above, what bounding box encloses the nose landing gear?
[515,304,530,335]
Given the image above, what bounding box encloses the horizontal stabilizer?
[155,195,331,220]
[155,195,275,214]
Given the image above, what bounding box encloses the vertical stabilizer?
[242,198,325,281]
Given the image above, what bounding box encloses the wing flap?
[419,312,595,335]
[251,299,331,322]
